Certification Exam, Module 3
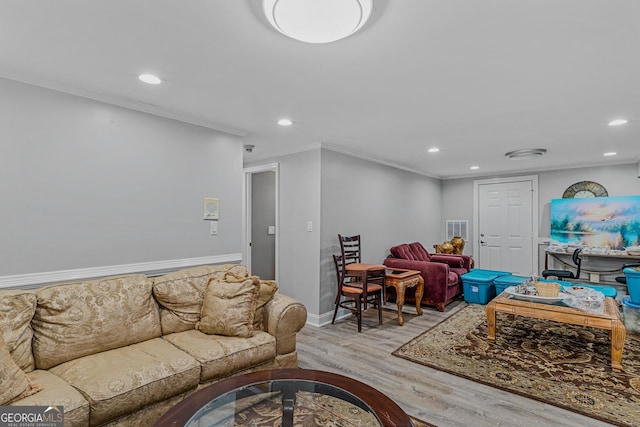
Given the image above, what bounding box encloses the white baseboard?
[0,253,243,290]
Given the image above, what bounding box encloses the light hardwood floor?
[296,299,615,427]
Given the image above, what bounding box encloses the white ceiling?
[1,0,638,179]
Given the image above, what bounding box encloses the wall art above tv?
[550,195,640,250]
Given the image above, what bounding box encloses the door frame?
[473,175,539,274]
[243,163,279,282]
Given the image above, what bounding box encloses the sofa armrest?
[264,293,307,356]
[430,254,464,268]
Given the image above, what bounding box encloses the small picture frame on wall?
[203,198,219,220]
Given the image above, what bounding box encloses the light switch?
[268,225,275,235]
[307,221,313,232]
[210,221,218,235]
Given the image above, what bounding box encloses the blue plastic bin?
[461,269,511,304]
[494,275,529,295]
[624,267,640,304]
[622,297,640,333]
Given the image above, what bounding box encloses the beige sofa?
[0,264,307,426]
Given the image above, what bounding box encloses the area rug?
[392,304,640,427]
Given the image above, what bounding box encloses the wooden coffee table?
[486,293,626,370]
[385,269,424,325]
[153,368,414,427]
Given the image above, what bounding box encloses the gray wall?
[441,163,640,273]
[0,78,244,275]
[319,149,442,316]
[250,171,276,279]
[248,148,442,321]
[246,149,322,316]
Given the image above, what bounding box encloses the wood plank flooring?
[296,299,615,427]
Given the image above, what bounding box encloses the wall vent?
[446,220,468,241]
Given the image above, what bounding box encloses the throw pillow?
[0,326,41,405]
[196,276,259,338]
[254,279,279,330]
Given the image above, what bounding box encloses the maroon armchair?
[383,242,471,311]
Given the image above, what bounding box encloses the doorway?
[243,164,278,281]
[473,175,539,275]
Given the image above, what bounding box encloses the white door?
[476,178,536,275]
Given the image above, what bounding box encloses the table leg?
[395,283,406,326]
[414,276,424,317]
[610,319,626,371]
[486,301,496,341]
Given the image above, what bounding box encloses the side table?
[385,269,424,325]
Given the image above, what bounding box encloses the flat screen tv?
[549,195,640,250]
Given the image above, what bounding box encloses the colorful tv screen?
[549,195,640,250]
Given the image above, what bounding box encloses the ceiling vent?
[505,148,547,160]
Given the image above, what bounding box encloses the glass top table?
[154,368,414,427]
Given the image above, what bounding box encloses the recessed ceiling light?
[603,152,617,156]
[138,73,162,84]
[470,166,479,170]
[427,147,440,153]
[277,118,293,126]
[608,119,628,126]
[505,148,547,160]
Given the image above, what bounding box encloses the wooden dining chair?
[338,234,386,308]
[331,254,383,332]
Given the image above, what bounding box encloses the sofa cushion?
[254,279,279,330]
[197,276,259,337]
[163,329,276,382]
[409,242,431,261]
[49,338,200,427]
[447,271,459,285]
[1,329,41,405]
[152,264,249,335]
[14,370,90,427]
[0,289,37,371]
[389,243,417,260]
[32,274,161,369]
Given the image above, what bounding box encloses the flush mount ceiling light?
[427,147,440,153]
[604,152,617,156]
[608,119,628,126]
[138,73,162,84]
[263,0,373,44]
[277,118,293,126]
[505,148,547,160]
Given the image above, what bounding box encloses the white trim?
[320,144,440,179]
[0,74,247,137]
[0,253,243,289]
[243,163,279,283]
[473,175,539,275]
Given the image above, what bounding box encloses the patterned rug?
[392,304,640,427]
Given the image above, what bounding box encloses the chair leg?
[377,292,383,325]
[356,298,362,332]
[331,297,340,325]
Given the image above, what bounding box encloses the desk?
[385,269,423,326]
[544,249,640,283]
